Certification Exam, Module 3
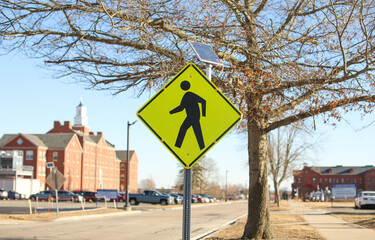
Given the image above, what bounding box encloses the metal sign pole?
[54,168,59,216]
[182,168,192,240]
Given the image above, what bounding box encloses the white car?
[0,189,8,200]
[354,191,375,209]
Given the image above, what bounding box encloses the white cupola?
[74,97,88,127]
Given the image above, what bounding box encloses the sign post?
[46,163,65,217]
[137,46,241,240]
[182,168,192,240]
[53,168,59,216]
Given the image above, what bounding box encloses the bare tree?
[175,156,218,193]
[139,176,156,191]
[2,1,375,238]
[268,125,316,207]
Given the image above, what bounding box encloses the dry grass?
[269,200,292,211]
[207,214,324,240]
[0,208,124,221]
[330,213,375,230]
[207,201,325,240]
[299,201,354,210]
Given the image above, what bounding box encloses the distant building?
[0,99,138,193]
[293,165,375,198]
[116,151,138,193]
[0,150,38,197]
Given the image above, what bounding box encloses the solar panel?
[189,41,223,66]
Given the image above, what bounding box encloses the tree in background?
[2,1,375,238]
[139,176,156,191]
[268,125,317,207]
[175,156,218,193]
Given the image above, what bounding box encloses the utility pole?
[124,120,137,211]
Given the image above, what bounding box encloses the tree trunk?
[243,121,273,239]
[274,179,280,207]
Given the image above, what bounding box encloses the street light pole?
[125,120,137,210]
[225,170,228,202]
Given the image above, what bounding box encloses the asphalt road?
[0,201,247,240]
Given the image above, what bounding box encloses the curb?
[192,213,247,240]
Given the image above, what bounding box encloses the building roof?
[0,134,48,148]
[116,150,135,162]
[0,134,18,147]
[0,133,76,149]
[310,166,375,175]
[36,133,76,149]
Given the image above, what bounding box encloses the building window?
[325,178,327,183]
[121,164,125,170]
[53,152,58,161]
[319,178,322,183]
[298,178,301,183]
[342,178,344,183]
[329,178,332,183]
[38,151,46,162]
[354,178,357,183]
[120,174,124,180]
[312,178,316,183]
[38,166,45,176]
[26,151,33,160]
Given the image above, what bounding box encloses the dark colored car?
[73,191,98,202]
[30,190,82,202]
[7,191,20,200]
[29,190,53,201]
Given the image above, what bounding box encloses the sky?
[1,53,374,190]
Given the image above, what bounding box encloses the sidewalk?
[289,201,375,240]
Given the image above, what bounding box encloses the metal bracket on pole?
[206,64,212,81]
[183,168,192,240]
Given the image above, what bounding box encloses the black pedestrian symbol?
[170,80,206,150]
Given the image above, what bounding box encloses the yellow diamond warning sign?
[137,63,242,169]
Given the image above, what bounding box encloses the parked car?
[129,190,174,205]
[193,194,206,203]
[56,191,83,202]
[29,190,53,201]
[0,189,8,200]
[191,195,198,203]
[200,194,215,203]
[109,192,126,202]
[7,191,20,200]
[73,191,98,202]
[30,190,82,202]
[355,191,375,209]
[169,193,183,204]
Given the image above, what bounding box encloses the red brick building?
[116,151,138,193]
[293,165,375,198]
[0,100,138,193]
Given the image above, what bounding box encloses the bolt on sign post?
[137,63,242,239]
